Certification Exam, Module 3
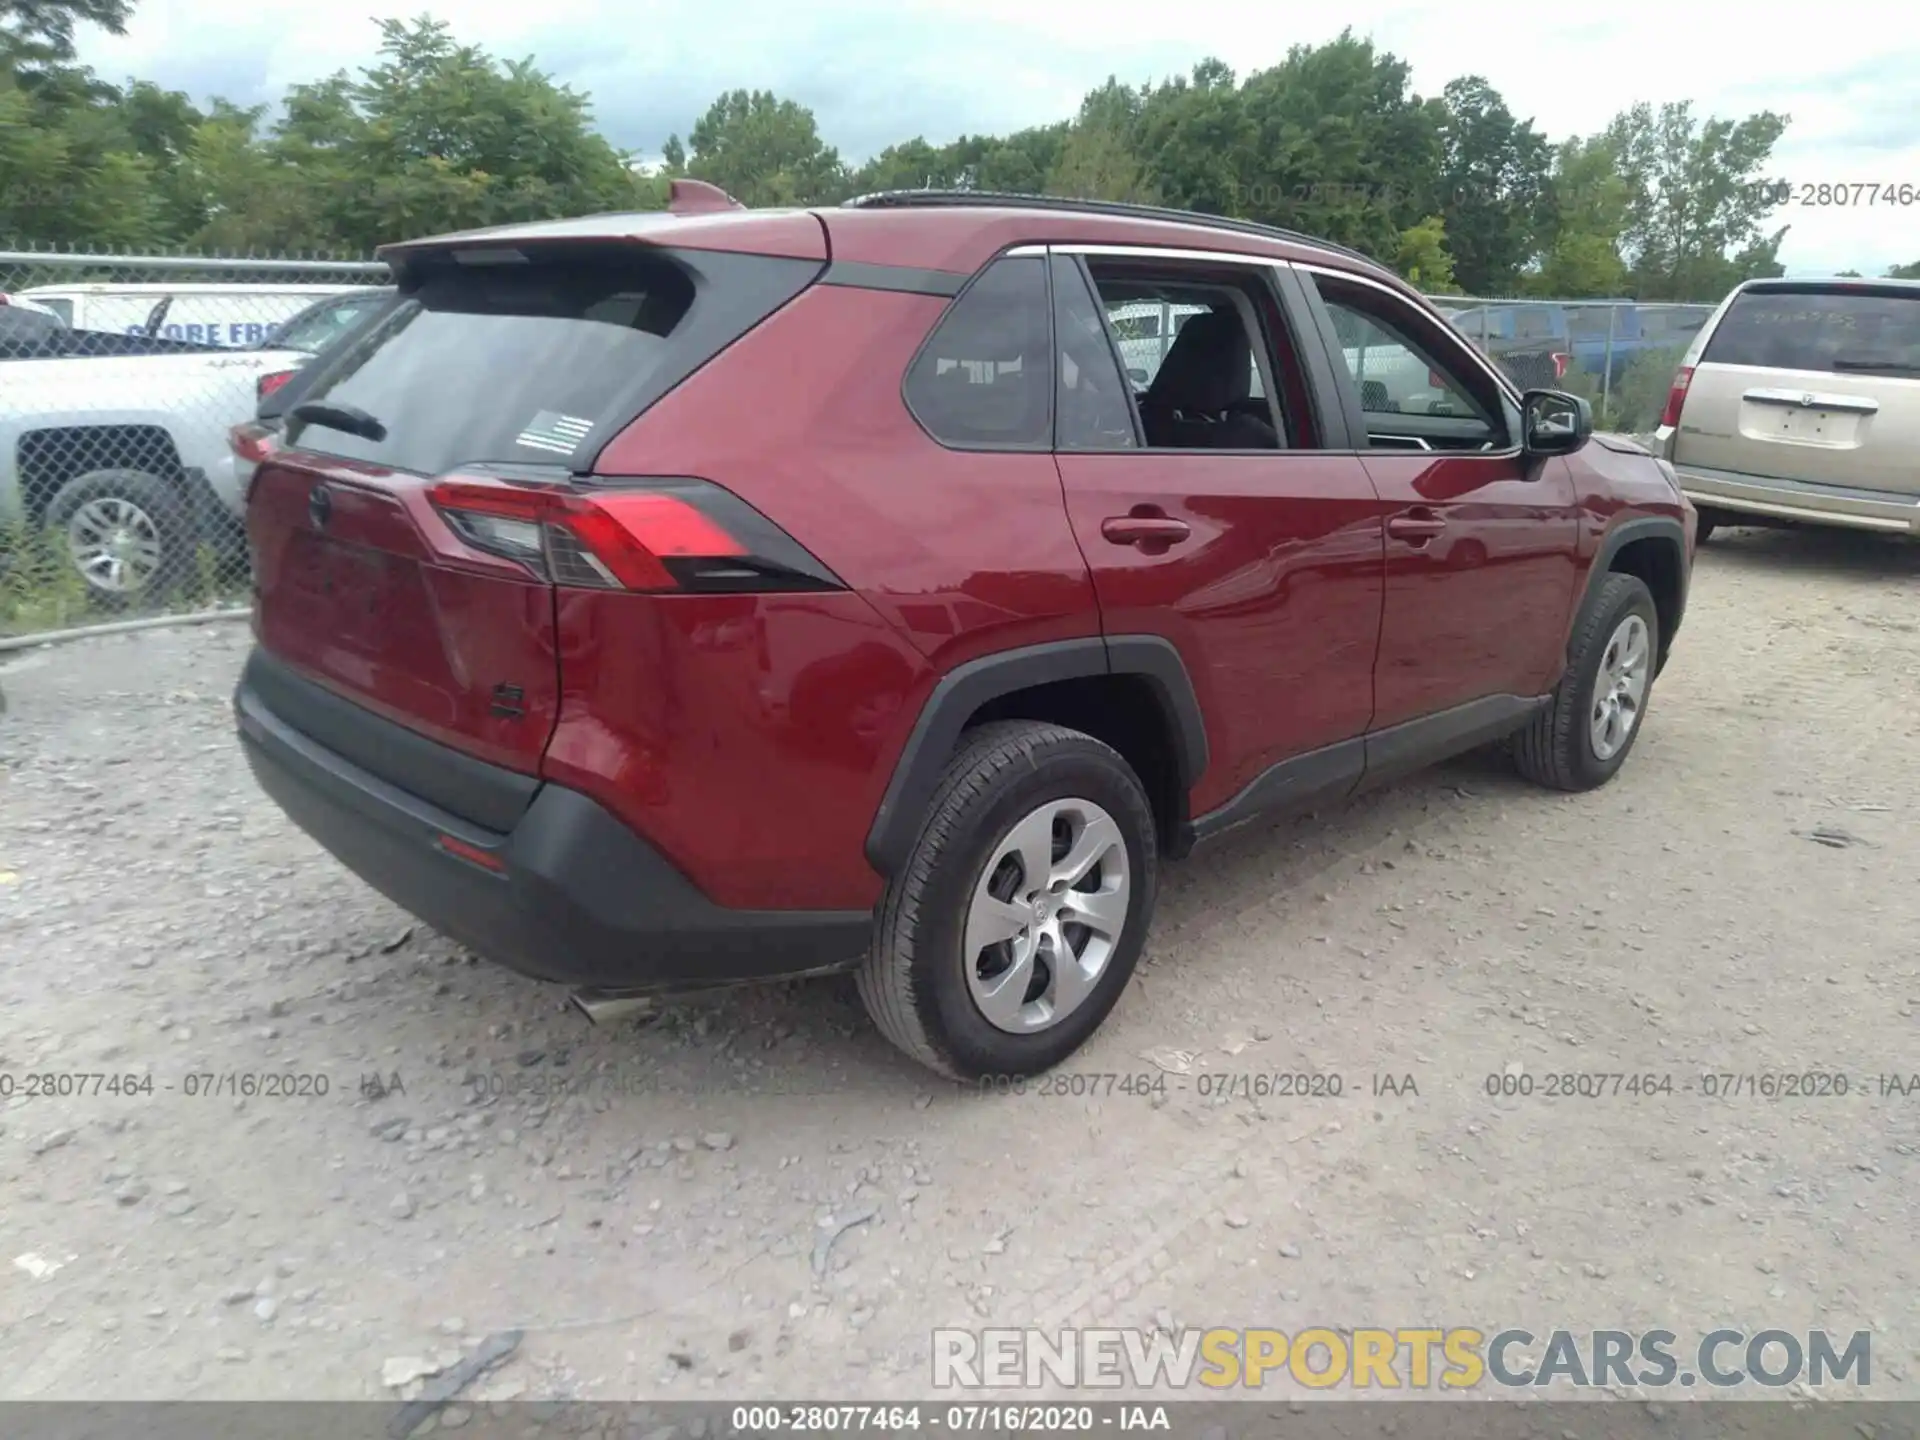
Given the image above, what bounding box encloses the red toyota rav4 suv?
[233,187,1694,1081]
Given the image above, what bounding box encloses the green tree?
[1231,34,1442,258]
[1527,134,1632,298]
[681,88,846,205]
[1133,59,1252,219]
[848,136,951,192]
[1047,121,1157,204]
[1044,80,1155,203]
[1394,214,1457,292]
[361,18,634,237]
[1606,100,1789,300]
[185,103,333,251]
[1432,76,1549,294]
[1,0,131,74]
[252,17,639,251]
[0,0,170,246]
[1886,260,1920,279]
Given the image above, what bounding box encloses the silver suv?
[1656,278,1920,541]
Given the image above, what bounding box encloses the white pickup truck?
[1,334,313,601]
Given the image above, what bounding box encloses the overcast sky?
[79,0,1920,278]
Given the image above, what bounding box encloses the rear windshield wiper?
[1830,357,1920,373]
[289,401,388,442]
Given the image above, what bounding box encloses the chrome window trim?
[1008,243,1528,456]
[1034,242,1295,270]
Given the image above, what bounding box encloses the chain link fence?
[1,248,388,640]
[2,248,1717,643]
[1428,295,1715,437]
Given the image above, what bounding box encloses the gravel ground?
[1,525,1917,1409]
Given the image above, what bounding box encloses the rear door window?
[286,248,816,474]
[903,256,1053,449]
[1051,257,1137,450]
[1702,287,1920,375]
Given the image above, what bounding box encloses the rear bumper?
[1674,462,1920,534]
[200,451,249,522]
[234,652,871,991]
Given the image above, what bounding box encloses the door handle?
[1387,510,1447,544]
[1102,515,1192,548]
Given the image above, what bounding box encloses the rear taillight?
[427,476,842,594]
[229,421,278,504]
[1551,352,1572,380]
[258,369,298,401]
[1659,365,1695,428]
[229,421,276,467]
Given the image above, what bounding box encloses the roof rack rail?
[840,189,1383,270]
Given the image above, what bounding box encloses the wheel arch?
[17,424,187,521]
[864,636,1208,877]
[1574,515,1688,674]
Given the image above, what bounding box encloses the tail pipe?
[567,988,658,1025]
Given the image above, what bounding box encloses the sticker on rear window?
[514,410,594,456]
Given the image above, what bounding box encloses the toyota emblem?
[308,483,332,530]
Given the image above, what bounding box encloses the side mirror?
[1522,388,1592,456]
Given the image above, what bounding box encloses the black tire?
[42,469,191,608]
[1514,572,1660,792]
[1694,508,1718,546]
[857,720,1159,1081]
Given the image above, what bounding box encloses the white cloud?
[79,0,1920,274]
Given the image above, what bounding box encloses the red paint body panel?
[541,589,927,910]
[247,450,561,773]
[1056,452,1388,812]
[1362,453,1584,726]
[1558,440,1696,639]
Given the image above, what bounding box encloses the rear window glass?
[1703,288,1920,374]
[271,293,389,354]
[903,256,1052,450]
[1510,307,1560,340]
[0,304,64,352]
[1566,307,1619,339]
[288,252,711,474]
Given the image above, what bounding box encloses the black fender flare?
[864,635,1208,877]
[1572,514,1689,671]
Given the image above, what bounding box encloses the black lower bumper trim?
[235,666,872,990]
